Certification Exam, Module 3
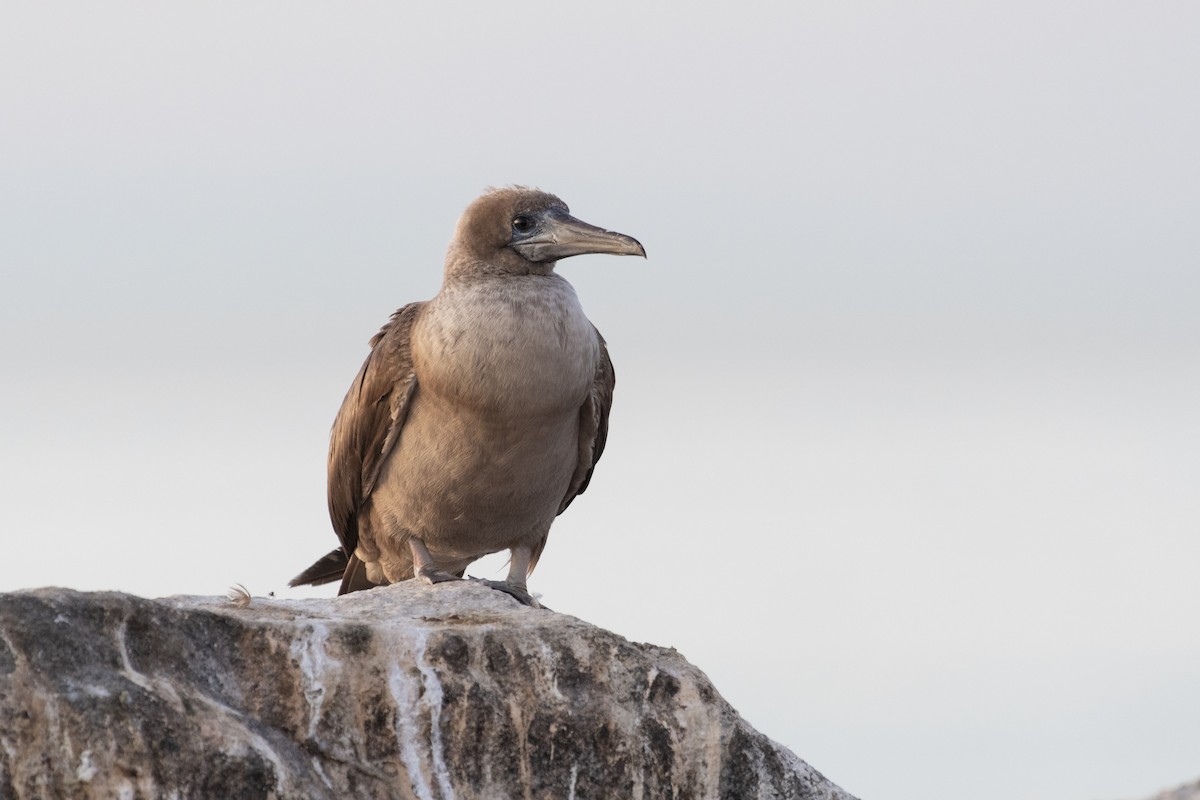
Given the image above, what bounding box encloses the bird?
[289,187,645,606]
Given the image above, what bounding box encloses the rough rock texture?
[0,582,854,800]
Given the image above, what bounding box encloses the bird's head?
[447,187,646,277]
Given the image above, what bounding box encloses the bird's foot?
[416,565,463,585]
[469,577,545,609]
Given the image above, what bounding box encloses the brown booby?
[289,187,645,606]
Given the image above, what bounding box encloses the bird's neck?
[442,245,556,281]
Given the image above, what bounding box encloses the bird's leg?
[409,538,462,585]
[472,545,542,608]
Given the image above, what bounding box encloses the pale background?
[2,4,1198,799]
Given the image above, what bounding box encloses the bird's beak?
[511,211,646,263]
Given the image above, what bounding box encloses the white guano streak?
[290,622,336,741]
[387,629,455,800]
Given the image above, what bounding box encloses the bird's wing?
[558,326,615,515]
[326,302,424,559]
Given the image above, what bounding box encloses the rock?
[1136,779,1200,800]
[0,582,855,800]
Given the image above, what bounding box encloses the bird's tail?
[288,549,349,587]
[337,554,378,595]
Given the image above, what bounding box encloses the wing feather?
[558,326,615,514]
[326,302,424,558]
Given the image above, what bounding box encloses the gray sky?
[3,3,1198,799]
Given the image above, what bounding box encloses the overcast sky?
[3,4,1199,799]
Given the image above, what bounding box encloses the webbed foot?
[416,565,462,585]
[470,577,545,609]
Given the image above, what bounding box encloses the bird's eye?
[512,215,534,234]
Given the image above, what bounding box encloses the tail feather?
[293,546,470,596]
[289,548,349,588]
[338,554,378,595]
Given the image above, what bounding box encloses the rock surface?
[0,582,854,800]
[1135,779,1200,800]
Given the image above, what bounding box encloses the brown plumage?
[289,188,644,605]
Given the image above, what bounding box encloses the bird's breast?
[413,275,600,416]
